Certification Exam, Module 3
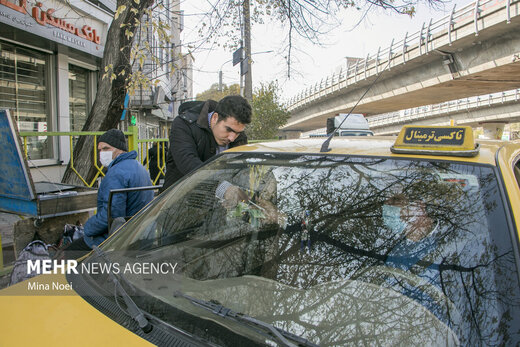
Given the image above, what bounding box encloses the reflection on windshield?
[98,153,520,346]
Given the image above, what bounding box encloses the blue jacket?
[83,151,154,248]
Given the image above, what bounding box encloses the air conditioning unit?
[153,86,165,106]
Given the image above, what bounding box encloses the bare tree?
[62,0,442,185]
[62,0,160,185]
[190,0,440,78]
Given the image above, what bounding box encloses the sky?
[180,0,473,102]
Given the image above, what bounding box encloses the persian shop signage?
[0,0,104,57]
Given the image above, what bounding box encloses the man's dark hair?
[215,95,252,124]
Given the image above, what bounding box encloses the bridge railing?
[287,0,518,111]
[367,88,520,128]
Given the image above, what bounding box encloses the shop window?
[69,64,89,132]
[0,42,52,160]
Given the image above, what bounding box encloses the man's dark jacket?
[162,100,248,191]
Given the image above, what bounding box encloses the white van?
[327,113,374,136]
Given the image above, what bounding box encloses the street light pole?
[218,50,273,94]
[219,58,234,92]
[243,0,252,102]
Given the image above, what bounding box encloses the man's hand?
[222,185,249,209]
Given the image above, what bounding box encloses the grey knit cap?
[98,129,128,151]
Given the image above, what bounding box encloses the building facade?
[1,0,112,170]
[129,0,193,140]
[0,0,192,181]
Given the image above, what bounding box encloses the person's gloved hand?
[216,181,249,209]
[222,185,249,209]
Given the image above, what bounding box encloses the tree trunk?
[62,0,153,186]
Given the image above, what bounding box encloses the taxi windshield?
[86,152,520,346]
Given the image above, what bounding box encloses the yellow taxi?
[1,125,520,346]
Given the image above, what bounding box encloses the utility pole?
[243,0,252,102]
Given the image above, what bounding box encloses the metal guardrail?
[18,126,167,187]
[107,185,161,231]
[138,139,168,185]
[368,88,520,128]
[17,128,275,188]
[286,0,518,110]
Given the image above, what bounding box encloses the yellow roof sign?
[391,125,479,157]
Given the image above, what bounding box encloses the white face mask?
[99,150,114,167]
[382,204,407,234]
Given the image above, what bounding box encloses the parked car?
[1,125,520,346]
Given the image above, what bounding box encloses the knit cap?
[98,129,128,151]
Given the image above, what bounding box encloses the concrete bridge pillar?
[479,121,507,140]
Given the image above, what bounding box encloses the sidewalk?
[0,212,21,247]
[1,212,21,264]
[0,212,20,289]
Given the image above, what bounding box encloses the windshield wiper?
[173,290,318,347]
[93,246,153,333]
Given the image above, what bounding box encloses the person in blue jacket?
[63,129,154,258]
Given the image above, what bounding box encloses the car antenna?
[320,61,391,153]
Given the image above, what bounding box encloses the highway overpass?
[368,88,520,134]
[283,0,520,135]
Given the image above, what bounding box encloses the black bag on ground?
[60,224,84,248]
[9,240,51,286]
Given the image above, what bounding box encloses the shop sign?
[0,0,105,57]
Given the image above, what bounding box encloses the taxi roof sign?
[391,125,479,157]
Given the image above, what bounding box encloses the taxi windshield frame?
[81,151,520,346]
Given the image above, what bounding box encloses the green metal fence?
[18,126,277,188]
[18,126,168,187]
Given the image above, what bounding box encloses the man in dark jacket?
[162,95,252,191]
[62,129,154,258]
